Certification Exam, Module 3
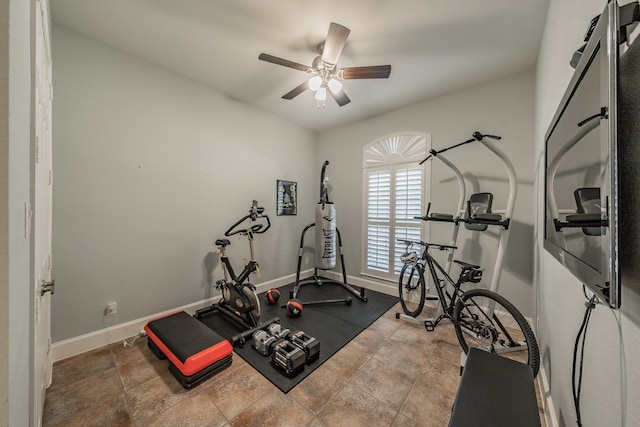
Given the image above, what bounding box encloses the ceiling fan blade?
[321,23,350,66]
[259,53,312,73]
[341,65,391,79]
[282,81,310,100]
[329,89,351,107]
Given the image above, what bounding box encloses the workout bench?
[449,348,541,427]
[145,311,233,388]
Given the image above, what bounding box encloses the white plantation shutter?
[362,134,429,281]
[394,167,422,273]
[367,170,391,272]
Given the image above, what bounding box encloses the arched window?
[362,133,430,281]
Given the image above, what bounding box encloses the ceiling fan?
[258,22,391,107]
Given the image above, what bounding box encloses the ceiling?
[50,0,549,132]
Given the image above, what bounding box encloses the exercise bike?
[195,200,271,330]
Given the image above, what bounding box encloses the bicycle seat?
[215,239,231,247]
[454,260,481,270]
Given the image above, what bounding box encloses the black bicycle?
[397,239,540,377]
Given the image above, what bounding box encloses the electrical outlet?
[304,256,309,265]
[106,302,117,315]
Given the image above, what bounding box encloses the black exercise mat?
[198,280,398,393]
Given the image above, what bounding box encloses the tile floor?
[43,303,546,426]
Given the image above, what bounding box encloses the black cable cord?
[572,292,597,426]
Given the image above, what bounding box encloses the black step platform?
[144,311,233,388]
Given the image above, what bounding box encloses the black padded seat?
[566,213,601,222]
[449,348,540,427]
[454,260,481,270]
[465,193,495,231]
[472,212,503,222]
[429,212,455,221]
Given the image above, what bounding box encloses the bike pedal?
[424,320,436,332]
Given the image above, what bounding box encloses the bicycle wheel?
[453,288,540,377]
[399,263,426,317]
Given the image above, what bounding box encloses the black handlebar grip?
[473,131,502,141]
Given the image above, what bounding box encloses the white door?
[33,0,54,425]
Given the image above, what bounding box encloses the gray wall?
[1,0,9,422]
[536,0,640,425]
[317,71,537,317]
[51,26,318,342]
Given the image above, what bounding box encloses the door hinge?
[25,202,32,239]
[41,279,55,296]
[35,136,40,164]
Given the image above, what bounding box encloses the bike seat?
[215,239,231,247]
[454,260,481,270]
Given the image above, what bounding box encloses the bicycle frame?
[401,240,502,334]
[218,229,260,289]
[401,240,465,329]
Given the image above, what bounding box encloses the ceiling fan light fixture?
[315,86,327,101]
[308,76,322,91]
[328,78,342,94]
[258,22,390,108]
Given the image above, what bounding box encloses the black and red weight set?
[251,323,320,376]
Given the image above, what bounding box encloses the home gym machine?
[195,200,272,329]
[396,144,468,324]
[457,131,517,294]
[397,131,518,324]
[291,161,367,305]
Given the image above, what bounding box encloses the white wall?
[51,26,318,342]
[4,0,34,425]
[536,1,640,425]
[317,71,537,317]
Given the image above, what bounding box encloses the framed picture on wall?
[277,180,297,216]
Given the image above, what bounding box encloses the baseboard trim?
[51,271,308,362]
[51,271,393,362]
[538,360,558,427]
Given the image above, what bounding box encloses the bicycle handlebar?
[225,200,271,237]
[419,131,502,164]
[397,239,457,251]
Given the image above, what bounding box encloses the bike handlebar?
[397,239,457,251]
[225,200,271,237]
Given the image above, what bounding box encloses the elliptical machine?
[196,200,271,329]
[290,161,367,306]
